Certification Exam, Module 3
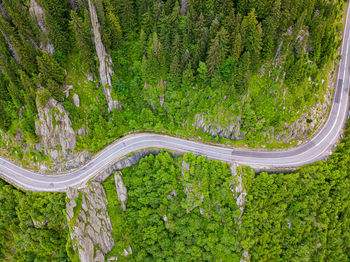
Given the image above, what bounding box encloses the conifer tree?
[36,52,65,85]
[70,11,95,72]
[262,0,281,60]
[206,27,229,77]
[142,32,164,84]
[231,14,243,62]
[193,13,208,67]
[241,9,262,67]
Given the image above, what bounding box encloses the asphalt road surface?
[1,5,350,192]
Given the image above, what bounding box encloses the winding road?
[1,6,350,192]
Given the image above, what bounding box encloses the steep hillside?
[0,0,345,168]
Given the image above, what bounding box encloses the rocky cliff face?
[114,171,128,211]
[34,97,89,171]
[274,85,332,143]
[35,97,76,159]
[193,85,331,144]
[29,0,54,54]
[88,0,120,113]
[66,182,114,262]
[194,113,242,140]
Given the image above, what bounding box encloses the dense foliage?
[0,0,346,162]
[104,152,242,261]
[242,126,350,261]
[0,180,69,261]
[104,123,350,261]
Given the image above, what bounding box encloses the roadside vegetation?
[104,152,243,261]
[0,0,346,164]
[103,123,350,261]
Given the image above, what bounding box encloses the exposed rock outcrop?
[231,164,251,262]
[181,0,188,15]
[194,113,242,140]
[66,182,114,262]
[34,97,90,171]
[230,164,247,229]
[35,97,76,161]
[69,0,79,11]
[0,3,9,21]
[73,93,80,107]
[88,0,120,113]
[1,32,21,64]
[29,0,54,54]
[144,79,166,110]
[114,171,127,211]
[276,91,331,144]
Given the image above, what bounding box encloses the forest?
[0,0,349,260]
[104,152,243,261]
[1,125,349,260]
[103,124,350,261]
[0,0,346,165]
[0,179,68,261]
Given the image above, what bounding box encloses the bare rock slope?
[66,182,114,262]
[88,0,120,113]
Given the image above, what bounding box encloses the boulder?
[73,93,80,107]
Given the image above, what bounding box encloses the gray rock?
[78,237,94,262]
[76,127,89,137]
[94,250,104,262]
[1,32,20,64]
[32,217,48,228]
[66,182,114,262]
[0,3,9,21]
[73,93,80,107]
[193,113,241,140]
[181,161,189,179]
[63,85,73,98]
[87,0,120,113]
[33,96,91,172]
[181,0,188,15]
[29,0,54,54]
[35,97,76,162]
[114,172,127,211]
[163,215,168,222]
[69,0,79,11]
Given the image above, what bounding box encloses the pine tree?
[262,0,280,60]
[7,80,23,108]
[193,13,208,67]
[47,79,64,102]
[241,9,262,67]
[0,73,10,102]
[119,0,136,36]
[0,100,12,131]
[36,52,65,85]
[19,70,37,113]
[234,51,250,91]
[231,14,243,62]
[37,0,71,55]
[182,62,194,87]
[70,11,95,72]
[208,18,220,44]
[142,32,164,84]
[206,27,229,77]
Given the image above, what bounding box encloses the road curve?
[1,5,350,192]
